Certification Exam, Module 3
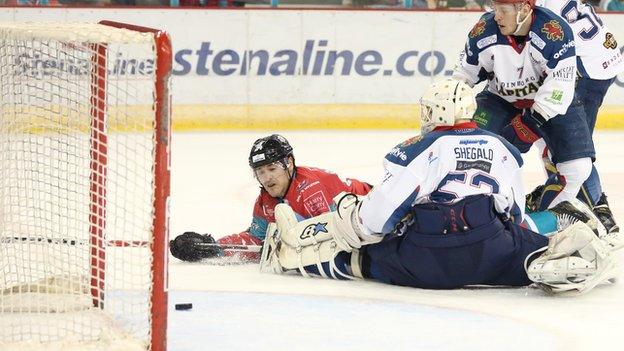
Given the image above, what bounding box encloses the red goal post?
[94,20,172,351]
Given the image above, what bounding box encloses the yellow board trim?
[172,104,420,130]
[5,103,621,132]
[172,104,624,131]
[594,106,624,130]
[1,105,155,133]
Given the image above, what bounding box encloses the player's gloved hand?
[501,109,546,153]
[512,99,534,110]
[169,232,222,262]
[218,232,263,261]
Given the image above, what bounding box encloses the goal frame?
[0,20,171,350]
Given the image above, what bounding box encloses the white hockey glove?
[332,192,383,250]
[525,222,619,294]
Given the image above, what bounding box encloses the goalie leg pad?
[526,222,618,294]
[270,203,358,279]
[274,203,337,248]
[259,223,283,274]
[276,240,354,279]
[274,195,381,254]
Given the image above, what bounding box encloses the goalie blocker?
[261,192,620,294]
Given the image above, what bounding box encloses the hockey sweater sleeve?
[452,15,496,87]
[530,24,577,119]
[217,231,262,261]
[359,148,432,235]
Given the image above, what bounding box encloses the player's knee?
[556,158,592,186]
[545,158,593,208]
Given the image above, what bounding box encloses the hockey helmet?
[248,134,294,169]
[419,79,476,134]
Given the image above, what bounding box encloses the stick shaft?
[195,242,262,253]
[3,236,263,252]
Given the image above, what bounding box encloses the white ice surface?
[168,131,624,351]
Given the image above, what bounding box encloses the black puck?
[175,303,193,311]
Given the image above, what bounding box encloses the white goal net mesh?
[0,23,166,350]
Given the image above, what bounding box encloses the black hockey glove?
[501,109,546,153]
[169,232,223,262]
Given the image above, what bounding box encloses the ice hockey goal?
[0,21,171,351]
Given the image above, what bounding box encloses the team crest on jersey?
[469,20,486,38]
[399,135,422,148]
[604,33,618,50]
[541,20,564,41]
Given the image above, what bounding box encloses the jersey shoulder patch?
[530,8,575,54]
[467,13,502,53]
[385,134,429,166]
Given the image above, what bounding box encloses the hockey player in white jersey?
[452,0,611,229]
[261,79,620,294]
[537,0,624,81]
[528,0,624,234]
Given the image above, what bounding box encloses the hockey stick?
[193,242,262,253]
[3,236,263,253]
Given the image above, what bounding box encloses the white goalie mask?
[419,79,477,135]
